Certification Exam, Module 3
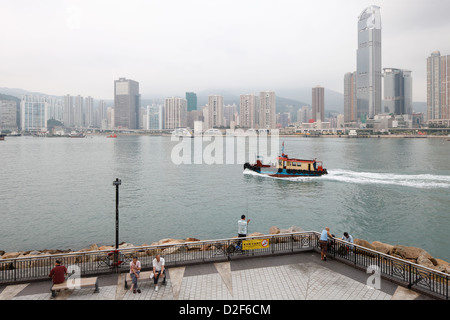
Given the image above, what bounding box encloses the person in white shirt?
[129,257,141,294]
[152,254,166,292]
[238,215,250,237]
[237,215,251,250]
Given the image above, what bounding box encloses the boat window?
[292,162,296,166]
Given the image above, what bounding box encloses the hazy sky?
[1,0,450,102]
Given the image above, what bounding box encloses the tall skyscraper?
[164,97,187,129]
[356,5,382,120]
[20,95,48,132]
[114,78,140,129]
[85,96,94,128]
[63,94,74,127]
[186,92,197,112]
[312,86,325,122]
[0,100,18,131]
[208,95,224,128]
[259,91,276,129]
[383,68,412,115]
[427,51,450,120]
[344,72,357,122]
[240,94,256,128]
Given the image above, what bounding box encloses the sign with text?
[242,238,270,250]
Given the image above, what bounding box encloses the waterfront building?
[46,98,64,122]
[20,95,48,132]
[344,72,357,122]
[208,95,224,128]
[186,92,197,112]
[297,106,310,124]
[279,112,290,128]
[73,95,84,128]
[63,94,74,127]
[383,68,412,115]
[202,105,210,130]
[146,104,163,130]
[259,91,276,129]
[240,94,256,128]
[114,78,140,129]
[356,5,382,120]
[164,97,187,129]
[312,85,325,122]
[85,96,94,128]
[96,100,107,128]
[427,51,450,121]
[107,107,114,130]
[0,100,18,131]
[223,104,237,128]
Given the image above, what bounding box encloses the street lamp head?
[113,178,122,186]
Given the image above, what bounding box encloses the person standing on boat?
[319,227,333,261]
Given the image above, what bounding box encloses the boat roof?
[277,155,319,163]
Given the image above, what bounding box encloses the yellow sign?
[242,238,270,250]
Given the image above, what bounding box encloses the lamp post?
[113,178,121,268]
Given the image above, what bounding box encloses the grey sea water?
[0,135,449,261]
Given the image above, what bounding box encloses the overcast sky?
[1,0,450,102]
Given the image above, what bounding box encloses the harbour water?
[1,135,449,261]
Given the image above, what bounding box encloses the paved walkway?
[0,252,432,301]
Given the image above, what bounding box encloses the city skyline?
[1,1,450,102]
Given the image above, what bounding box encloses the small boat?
[172,128,193,137]
[107,133,117,138]
[69,131,86,138]
[243,142,328,178]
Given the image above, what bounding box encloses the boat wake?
[243,169,450,189]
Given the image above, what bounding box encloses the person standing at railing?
[237,214,251,247]
[129,256,141,294]
[48,260,67,298]
[320,227,333,261]
[152,254,166,292]
[341,232,354,253]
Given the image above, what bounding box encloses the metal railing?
[324,235,449,300]
[0,231,448,300]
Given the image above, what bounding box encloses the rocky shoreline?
[1,226,449,274]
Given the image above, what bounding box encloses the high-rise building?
[208,95,224,128]
[85,96,94,128]
[164,97,187,129]
[63,94,74,127]
[312,86,325,122]
[20,95,48,132]
[240,94,256,128]
[259,91,276,129]
[223,104,237,127]
[344,72,357,122]
[0,100,18,131]
[356,5,382,120]
[146,104,163,130]
[186,92,197,112]
[427,51,450,120]
[114,78,140,129]
[297,106,310,124]
[73,95,84,128]
[383,68,412,115]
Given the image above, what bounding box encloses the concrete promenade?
[0,251,433,302]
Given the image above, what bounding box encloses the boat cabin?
[276,155,324,172]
